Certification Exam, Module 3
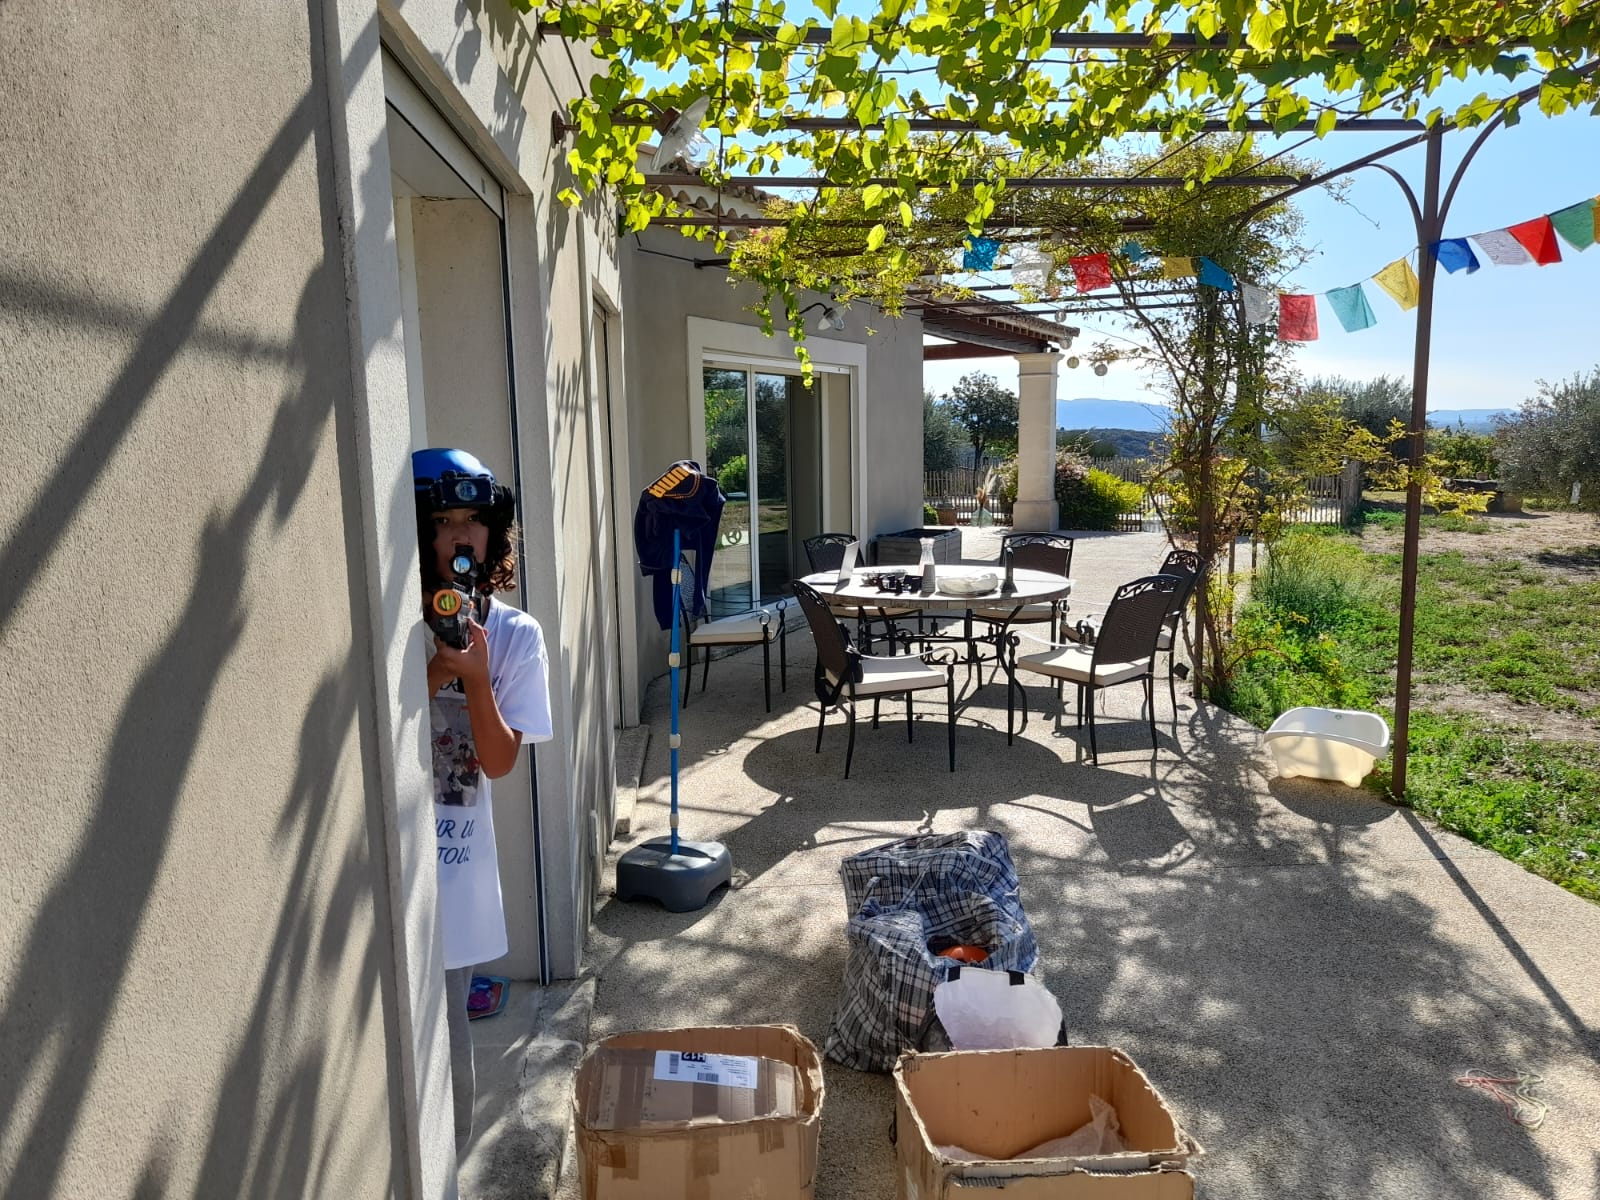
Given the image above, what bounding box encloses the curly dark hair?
[416,489,520,594]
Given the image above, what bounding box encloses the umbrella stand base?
[616,837,733,912]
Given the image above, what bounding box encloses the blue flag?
[1326,283,1377,333]
[1431,238,1480,274]
[1197,256,1236,291]
[1119,240,1146,262]
[962,236,999,271]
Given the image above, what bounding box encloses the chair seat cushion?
[826,656,947,697]
[691,609,782,645]
[1155,627,1173,651]
[1016,644,1151,686]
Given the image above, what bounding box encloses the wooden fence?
[923,457,1363,529]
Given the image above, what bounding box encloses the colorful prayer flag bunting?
[1197,257,1236,292]
[1278,294,1318,341]
[1119,241,1146,262]
[1549,199,1597,251]
[962,236,999,271]
[1432,238,1480,274]
[1070,252,1113,293]
[1326,283,1377,333]
[1372,258,1421,311]
[1160,256,1196,279]
[1471,228,1534,266]
[1507,216,1562,265]
[1241,282,1275,326]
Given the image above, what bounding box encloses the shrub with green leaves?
[717,453,748,494]
[1060,465,1143,530]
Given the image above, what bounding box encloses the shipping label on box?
[586,1048,798,1129]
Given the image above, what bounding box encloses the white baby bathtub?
[1263,707,1391,787]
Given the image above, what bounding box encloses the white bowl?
[939,572,999,597]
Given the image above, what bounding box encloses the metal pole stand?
[616,529,733,911]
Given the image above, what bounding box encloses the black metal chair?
[802,531,918,653]
[974,532,1076,642]
[803,532,856,574]
[791,579,957,777]
[676,555,788,713]
[1153,548,1206,712]
[1009,574,1181,763]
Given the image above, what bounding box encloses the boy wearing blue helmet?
[413,447,553,1155]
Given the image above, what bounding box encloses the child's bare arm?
[428,620,523,779]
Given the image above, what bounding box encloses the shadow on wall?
[0,11,410,1199]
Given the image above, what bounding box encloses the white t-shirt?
[430,596,553,970]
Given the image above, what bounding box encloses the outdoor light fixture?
[551,95,711,167]
[800,301,846,332]
[1066,355,1081,369]
[1093,362,1109,377]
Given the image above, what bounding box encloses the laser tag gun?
[427,543,479,650]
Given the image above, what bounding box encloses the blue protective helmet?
[413,447,499,510]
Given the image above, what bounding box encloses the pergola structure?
[547,6,1598,797]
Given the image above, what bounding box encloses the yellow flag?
[1160,256,1196,279]
[1372,257,1420,311]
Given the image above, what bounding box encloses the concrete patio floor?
[537,528,1600,1200]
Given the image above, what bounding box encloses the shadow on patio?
[563,533,1600,1200]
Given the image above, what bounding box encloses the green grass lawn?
[1221,520,1600,902]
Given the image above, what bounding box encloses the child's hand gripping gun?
[427,544,480,650]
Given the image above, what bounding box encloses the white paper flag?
[1009,247,1052,290]
[1471,229,1534,266]
[1242,282,1275,325]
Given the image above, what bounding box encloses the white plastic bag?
[932,966,1063,1051]
[1017,1094,1125,1158]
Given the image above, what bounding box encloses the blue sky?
[925,105,1600,412]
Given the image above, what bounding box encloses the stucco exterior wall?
[382,0,625,978]
[620,227,926,689]
[0,1,405,1195]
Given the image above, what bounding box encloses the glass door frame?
[687,317,865,613]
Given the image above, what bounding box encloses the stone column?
[1011,352,1062,531]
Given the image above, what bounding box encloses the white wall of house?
[0,0,420,1195]
[619,227,926,693]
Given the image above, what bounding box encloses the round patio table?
[798,567,1073,740]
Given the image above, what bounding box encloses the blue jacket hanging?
[633,461,726,629]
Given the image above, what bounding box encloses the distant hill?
[1056,397,1171,432]
[1427,408,1514,431]
[1059,428,1162,458]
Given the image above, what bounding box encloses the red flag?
[1278,293,1318,341]
[1070,253,1112,292]
[1507,215,1562,265]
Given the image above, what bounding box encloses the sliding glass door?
[703,364,826,609]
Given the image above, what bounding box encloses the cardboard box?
[574,1025,824,1200]
[895,1046,1200,1199]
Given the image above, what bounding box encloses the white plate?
[938,573,999,597]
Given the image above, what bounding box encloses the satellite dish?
[655,96,711,166]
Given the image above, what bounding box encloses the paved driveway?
[562,530,1600,1200]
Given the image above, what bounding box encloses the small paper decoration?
[1119,241,1146,262]
[1471,228,1534,266]
[1197,257,1236,292]
[1277,294,1318,341]
[1161,256,1196,279]
[962,236,999,271]
[1326,283,1377,333]
[1241,282,1275,325]
[1010,246,1052,289]
[1070,252,1113,293]
[1432,238,1480,274]
[1372,258,1421,311]
[1507,216,1562,265]
[1549,199,1597,251]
